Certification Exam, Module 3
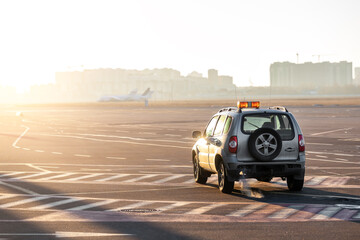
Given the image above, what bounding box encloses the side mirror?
[192,131,202,139]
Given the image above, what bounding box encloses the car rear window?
[242,113,295,140]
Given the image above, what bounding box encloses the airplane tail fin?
[141,88,151,96]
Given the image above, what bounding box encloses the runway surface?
[0,103,359,239]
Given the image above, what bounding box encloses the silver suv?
[191,101,305,194]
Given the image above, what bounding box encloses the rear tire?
[217,161,234,194]
[193,153,208,184]
[287,175,304,191]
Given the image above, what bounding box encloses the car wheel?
[248,128,282,161]
[217,161,234,194]
[193,153,208,184]
[256,176,273,182]
[287,175,304,191]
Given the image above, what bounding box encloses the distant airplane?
[98,88,153,102]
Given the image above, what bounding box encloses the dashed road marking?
[30,198,82,210]
[146,159,171,162]
[227,204,265,217]
[157,202,189,212]
[311,128,352,136]
[67,199,118,211]
[106,157,126,160]
[74,154,91,158]
[15,172,50,180]
[38,173,76,181]
[311,206,342,220]
[123,174,157,183]
[0,196,49,208]
[0,194,359,221]
[108,201,154,212]
[152,174,186,184]
[95,174,130,182]
[268,205,304,219]
[66,173,103,181]
[185,203,226,215]
[34,150,45,153]
[51,152,63,155]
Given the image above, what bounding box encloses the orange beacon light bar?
[237,101,260,109]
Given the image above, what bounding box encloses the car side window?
[223,116,233,134]
[213,115,227,136]
[204,116,219,137]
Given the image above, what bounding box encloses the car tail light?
[228,136,238,153]
[298,134,305,152]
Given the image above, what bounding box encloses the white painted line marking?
[0,196,48,208]
[95,174,130,182]
[334,153,354,157]
[51,152,63,155]
[74,154,91,158]
[0,172,25,178]
[227,204,266,217]
[268,205,304,219]
[12,125,30,148]
[139,132,156,135]
[146,159,171,162]
[307,158,360,165]
[40,133,189,149]
[26,164,50,173]
[0,195,15,201]
[0,232,132,237]
[183,178,195,184]
[185,203,225,215]
[22,148,30,151]
[311,128,352,136]
[106,157,126,160]
[307,143,333,146]
[311,206,342,219]
[15,172,50,180]
[123,174,158,183]
[30,198,82,210]
[108,201,154,212]
[157,202,189,212]
[38,173,76,181]
[67,199,118,211]
[34,150,45,153]
[66,173,103,181]
[152,174,186,184]
[165,134,182,137]
[0,182,39,195]
[335,158,349,162]
[305,176,328,185]
[315,155,328,159]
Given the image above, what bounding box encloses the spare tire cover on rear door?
[248,128,282,161]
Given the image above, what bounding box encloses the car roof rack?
[218,107,238,113]
[268,106,288,112]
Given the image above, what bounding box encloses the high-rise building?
[270,61,353,88]
[354,67,360,86]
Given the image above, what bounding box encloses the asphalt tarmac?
[0,103,359,239]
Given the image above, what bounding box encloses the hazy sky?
[0,0,359,92]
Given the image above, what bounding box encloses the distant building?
[50,68,236,102]
[270,61,353,89]
[355,67,360,86]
